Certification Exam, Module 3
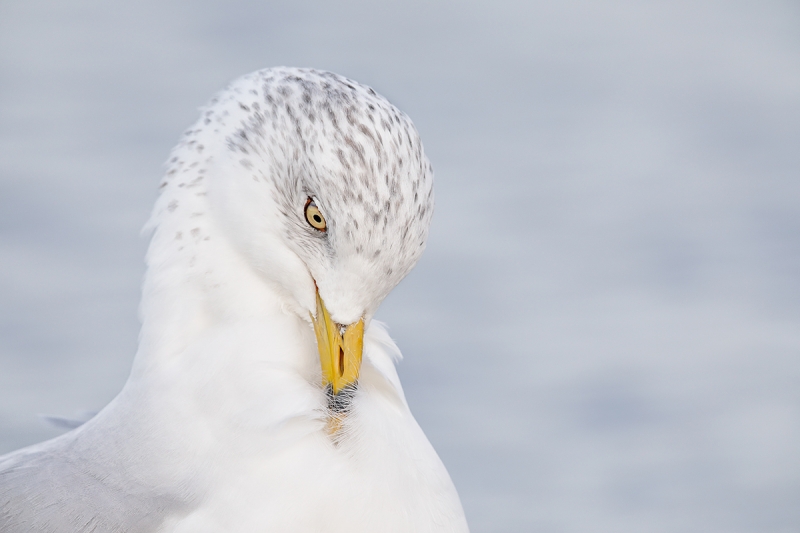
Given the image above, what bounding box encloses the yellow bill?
[311,291,364,412]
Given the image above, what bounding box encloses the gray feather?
[0,431,187,532]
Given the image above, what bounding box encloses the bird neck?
[80,211,323,486]
[129,194,316,383]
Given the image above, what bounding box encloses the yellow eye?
[304,198,327,231]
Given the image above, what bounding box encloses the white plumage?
[0,68,469,532]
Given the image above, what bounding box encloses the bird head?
[183,68,434,410]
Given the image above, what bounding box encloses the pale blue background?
[1,1,799,531]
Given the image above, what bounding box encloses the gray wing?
[0,434,185,533]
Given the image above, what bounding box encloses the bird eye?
[304,198,327,232]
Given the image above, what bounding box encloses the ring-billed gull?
[0,68,469,533]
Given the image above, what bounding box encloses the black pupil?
[313,215,322,223]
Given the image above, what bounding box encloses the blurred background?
[1,1,799,531]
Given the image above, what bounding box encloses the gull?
[0,68,469,532]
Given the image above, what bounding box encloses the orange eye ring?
[304,198,327,232]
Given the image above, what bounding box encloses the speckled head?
[152,67,434,326]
